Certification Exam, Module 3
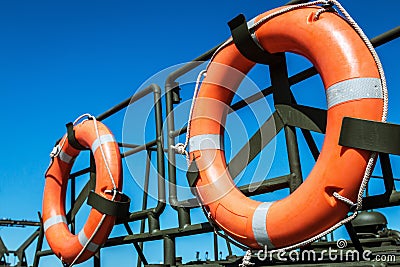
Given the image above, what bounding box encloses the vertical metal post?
[70,176,76,234]
[213,233,219,261]
[137,150,151,267]
[93,251,100,267]
[270,54,303,192]
[344,223,363,253]
[165,82,191,228]
[379,153,395,193]
[285,126,303,192]
[148,213,160,234]
[33,212,44,267]
[226,239,233,257]
[90,153,100,267]
[163,235,176,266]
[153,84,166,217]
[89,152,96,191]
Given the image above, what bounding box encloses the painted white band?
[189,134,224,153]
[59,150,74,164]
[44,215,67,232]
[78,230,100,252]
[91,134,116,153]
[326,78,383,109]
[252,202,275,249]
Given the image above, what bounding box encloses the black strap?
[187,160,200,189]
[228,14,280,65]
[87,191,131,219]
[339,117,400,155]
[66,122,88,150]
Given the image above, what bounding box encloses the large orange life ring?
[43,118,122,264]
[189,6,384,249]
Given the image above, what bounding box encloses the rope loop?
[171,69,207,166]
[314,1,337,20]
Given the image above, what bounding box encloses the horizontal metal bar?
[286,0,309,4]
[118,142,141,148]
[121,139,157,158]
[35,249,53,257]
[176,174,290,209]
[127,209,151,221]
[362,191,400,210]
[370,26,400,47]
[177,198,201,208]
[0,219,40,227]
[238,174,291,196]
[96,86,154,121]
[231,87,274,112]
[69,167,91,179]
[104,223,213,246]
[170,126,187,138]
[165,44,221,87]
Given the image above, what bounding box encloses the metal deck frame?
[8,1,398,266]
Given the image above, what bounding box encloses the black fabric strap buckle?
[228,14,280,65]
[187,160,200,189]
[66,122,88,150]
[87,191,131,220]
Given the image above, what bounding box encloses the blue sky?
[0,0,399,266]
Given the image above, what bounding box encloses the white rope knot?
[171,143,187,155]
[104,188,123,196]
[73,113,95,126]
[239,250,254,267]
[50,145,61,158]
[314,0,336,20]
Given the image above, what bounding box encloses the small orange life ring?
[43,118,122,264]
[189,6,384,249]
